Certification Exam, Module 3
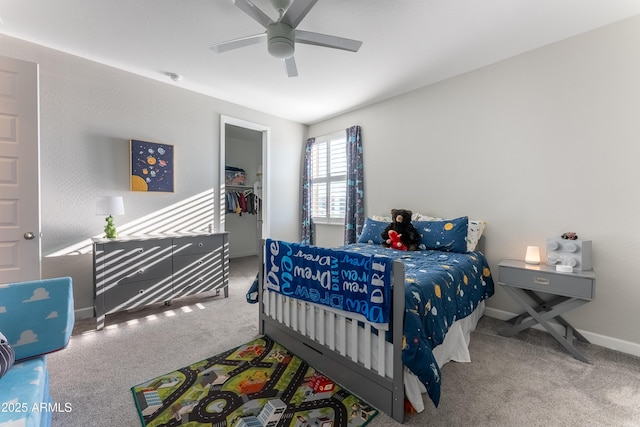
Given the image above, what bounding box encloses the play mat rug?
[131,336,378,427]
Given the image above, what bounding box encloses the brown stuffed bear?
[381,209,420,251]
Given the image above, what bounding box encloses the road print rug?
[131,336,378,427]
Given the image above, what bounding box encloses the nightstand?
[497,259,596,363]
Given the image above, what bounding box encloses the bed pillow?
[371,212,421,223]
[415,213,486,252]
[0,331,15,380]
[357,217,388,244]
[466,220,486,252]
[414,216,469,253]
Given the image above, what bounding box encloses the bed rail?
[258,239,406,423]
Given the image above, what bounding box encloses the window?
[310,131,347,224]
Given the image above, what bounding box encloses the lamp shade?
[525,246,540,265]
[96,196,125,216]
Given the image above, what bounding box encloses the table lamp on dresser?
[95,196,125,239]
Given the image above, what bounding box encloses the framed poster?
[130,139,174,192]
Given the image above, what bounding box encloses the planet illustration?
[130,139,174,192]
[131,175,148,191]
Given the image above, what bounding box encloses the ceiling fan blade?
[295,30,363,52]
[280,0,318,28]
[284,56,298,77]
[232,0,274,28]
[210,33,267,53]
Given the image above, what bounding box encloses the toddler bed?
[257,215,494,423]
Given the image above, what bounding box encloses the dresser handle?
[533,276,549,285]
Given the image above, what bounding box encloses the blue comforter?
[341,244,495,407]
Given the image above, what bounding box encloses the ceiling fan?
[210,0,363,77]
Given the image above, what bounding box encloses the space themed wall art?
[130,139,174,192]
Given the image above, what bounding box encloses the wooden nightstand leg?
[500,298,584,337]
[499,286,590,363]
[522,292,591,344]
[556,315,589,343]
[506,292,562,325]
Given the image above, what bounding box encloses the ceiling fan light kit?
[267,23,295,59]
[211,0,362,77]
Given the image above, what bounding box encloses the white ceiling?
[0,1,639,125]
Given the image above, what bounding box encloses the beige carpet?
[47,256,640,426]
[402,317,640,427]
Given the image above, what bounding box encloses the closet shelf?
[226,184,254,189]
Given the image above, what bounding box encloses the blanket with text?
[264,239,393,327]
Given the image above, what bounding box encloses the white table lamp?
[525,245,540,265]
[96,196,125,239]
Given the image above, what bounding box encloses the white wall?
[0,35,305,316]
[308,17,640,353]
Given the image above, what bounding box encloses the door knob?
[24,232,36,240]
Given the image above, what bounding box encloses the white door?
[0,56,40,284]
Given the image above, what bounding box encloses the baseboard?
[484,307,640,358]
[230,251,258,259]
[75,306,94,320]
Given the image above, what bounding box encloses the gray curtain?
[300,137,315,245]
[344,125,364,244]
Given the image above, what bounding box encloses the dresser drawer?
[116,260,173,285]
[172,252,225,296]
[102,239,170,256]
[172,234,224,256]
[97,241,174,285]
[104,277,173,312]
[499,266,594,299]
[172,252,221,273]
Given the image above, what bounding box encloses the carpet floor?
[47,256,640,427]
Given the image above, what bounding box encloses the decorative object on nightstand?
[497,259,596,363]
[524,245,540,265]
[546,233,592,271]
[96,196,125,239]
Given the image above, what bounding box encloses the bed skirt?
[405,300,485,412]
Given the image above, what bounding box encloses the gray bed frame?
[257,240,408,423]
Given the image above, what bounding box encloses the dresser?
[93,232,229,330]
[497,259,596,362]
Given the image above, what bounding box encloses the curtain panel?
[300,137,315,245]
[344,125,364,244]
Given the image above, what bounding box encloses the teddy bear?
[381,209,420,251]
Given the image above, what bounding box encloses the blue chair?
[0,277,74,427]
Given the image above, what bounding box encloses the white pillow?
[415,213,486,252]
[371,212,422,223]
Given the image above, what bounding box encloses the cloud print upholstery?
[414,216,469,253]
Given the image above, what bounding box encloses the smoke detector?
[166,72,183,82]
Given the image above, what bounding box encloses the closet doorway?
[220,116,269,259]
